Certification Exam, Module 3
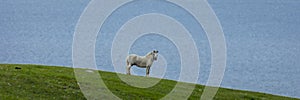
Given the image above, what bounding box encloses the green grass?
[0,64,298,100]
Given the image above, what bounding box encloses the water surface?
[0,0,299,98]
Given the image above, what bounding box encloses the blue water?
[1,0,299,98]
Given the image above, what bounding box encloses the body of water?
[0,0,299,98]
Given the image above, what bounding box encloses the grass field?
[0,64,298,100]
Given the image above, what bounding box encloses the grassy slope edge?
[0,64,298,100]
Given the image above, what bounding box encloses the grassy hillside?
[0,64,298,100]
